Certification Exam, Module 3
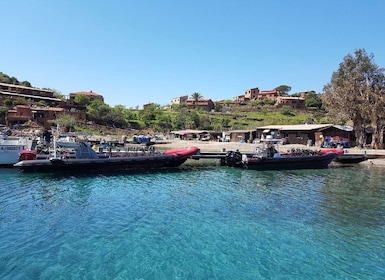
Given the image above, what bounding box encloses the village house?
[169,124,377,148]
[6,105,87,129]
[244,87,260,100]
[233,87,281,103]
[68,90,104,104]
[232,95,246,103]
[257,89,281,100]
[185,98,215,111]
[142,103,156,110]
[233,87,261,102]
[222,130,256,143]
[170,129,212,141]
[171,95,188,106]
[0,84,101,129]
[275,96,306,108]
[169,129,256,143]
[256,124,355,147]
[0,82,62,107]
[6,105,64,128]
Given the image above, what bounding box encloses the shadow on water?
[4,158,220,180]
[1,163,220,205]
[206,165,385,228]
[321,166,385,228]
[9,164,209,180]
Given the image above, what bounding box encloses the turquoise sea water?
[0,162,384,279]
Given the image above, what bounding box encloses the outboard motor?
[225,151,244,167]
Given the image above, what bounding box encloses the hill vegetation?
[0,72,32,87]
[61,98,327,135]
[0,73,326,135]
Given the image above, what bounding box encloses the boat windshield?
[255,138,281,158]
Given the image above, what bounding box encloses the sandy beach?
[153,139,385,167]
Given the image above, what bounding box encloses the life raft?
[19,150,37,161]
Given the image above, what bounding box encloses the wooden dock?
[191,152,227,160]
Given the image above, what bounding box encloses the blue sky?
[2,0,384,108]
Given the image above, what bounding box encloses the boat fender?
[242,154,248,163]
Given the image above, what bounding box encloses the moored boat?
[334,153,367,164]
[224,136,337,170]
[14,141,199,172]
[0,133,33,166]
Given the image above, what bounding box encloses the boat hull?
[0,144,26,166]
[14,147,199,172]
[334,154,367,164]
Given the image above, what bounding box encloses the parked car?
[200,134,211,141]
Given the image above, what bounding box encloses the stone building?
[186,98,215,111]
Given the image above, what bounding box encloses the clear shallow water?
[0,163,384,279]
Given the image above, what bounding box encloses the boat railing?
[285,148,322,156]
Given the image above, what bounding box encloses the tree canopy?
[50,113,77,132]
[304,91,323,109]
[274,85,291,95]
[323,49,385,148]
[0,106,8,125]
[0,72,32,87]
[191,92,202,101]
[74,94,91,106]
